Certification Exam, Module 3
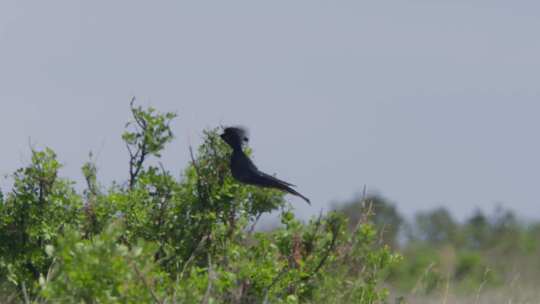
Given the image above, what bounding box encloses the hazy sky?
[1,1,539,220]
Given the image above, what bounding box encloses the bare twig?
[172,274,180,304]
[201,254,215,304]
[442,273,450,304]
[351,185,370,234]
[303,222,339,282]
[131,260,163,304]
[189,145,210,207]
[475,268,491,304]
[411,262,435,295]
[179,234,210,279]
[21,282,30,304]
[128,141,147,189]
[247,212,263,235]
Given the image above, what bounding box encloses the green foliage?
[387,244,442,293]
[333,194,403,248]
[0,101,397,303]
[309,220,401,303]
[0,148,82,297]
[40,222,168,303]
[122,98,176,189]
[333,197,540,299]
[414,207,458,245]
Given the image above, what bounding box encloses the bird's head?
[220,127,249,150]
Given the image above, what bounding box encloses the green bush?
[40,222,169,303]
[0,101,398,303]
[0,148,82,295]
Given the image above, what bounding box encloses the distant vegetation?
[334,195,540,303]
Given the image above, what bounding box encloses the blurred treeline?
[334,195,540,297]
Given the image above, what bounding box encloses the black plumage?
[220,127,311,205]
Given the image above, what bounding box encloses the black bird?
[220,127,311,205]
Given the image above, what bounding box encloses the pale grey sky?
[1,1,539,220]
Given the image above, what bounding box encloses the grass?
[389,267,540,304]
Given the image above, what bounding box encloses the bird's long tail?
[283,186,311,205]
[256,173,311,205]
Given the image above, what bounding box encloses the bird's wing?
[243,154,260,173]
[244,153,296,187]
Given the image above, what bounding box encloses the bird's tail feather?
[260,172,296,187]
[254,174,310,205]
[283,186,311,205]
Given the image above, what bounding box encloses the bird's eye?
[244,137,249,142]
